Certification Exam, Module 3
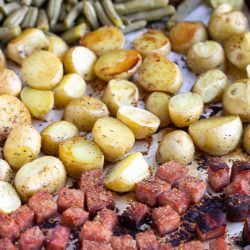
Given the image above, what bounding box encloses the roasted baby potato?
[169,92,204,128]
[187,40,226,74]
[0,95,31,141]
[189,116,242,155]
[138,53,182,94]
[102,79,139,116]
[80,26,124,56]
[54,73,86,108]
[14,156,67,201]
[210,0,244,11]
[0,49,6,68]
[63,46,97,81]
[47,34,68,60]
[20,87,54,119]
[157,130,195,165]
[0,68,22,96]
[0,159,12,183]
[146,92,171,128]
[243,124,250,154]
[3,125,41,171]
[117,106,160,139]
[169,21,208,54]
[0,181,21,214]
[193,69,228,103]
[7,28,48,65]
[208,3,248,43]
[94,49,142,82]
[133,29,171,57]
[104,152,150,192]
[64,96,109,132]
[22,50,63,90]
[59,137,104,179]
[92,117,135,162]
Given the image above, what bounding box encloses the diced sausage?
[231,160,250,182]
[135,177,171,207]
[61,207,89,229]
[152,205,180,236]
[81,240,112,250]
[224,179,250,196]
[0,238,17,250]
[159,243,174,250]
[158,188,190,214]
[57,188,84,212]
[156,161,188,185]
[19,226,45,250]
[11,205,34,232]
[243,217,250,244]
[46,225,70,250]
[28,191,57,224]
[178,176,207,203]
[177,241,204,250]
[111,235,137,250]
[136,230,158,250]
[209,237,229,250]
[120,201,148,229]
[0,213,19,241]
[80,170,104,193]
[94,208,118,231]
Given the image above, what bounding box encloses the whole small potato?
[210,0,244,11]
[102,79,139,116]
[189,116,242,155]
[169,21,207,54]
[187,40,226,74]
[3,125,41,170]
[92,117,135,162]
[59,137,104,179]
[94,49,142,82]
[14,156,67,201]
[0,159,12,183]
[138,53,182,94]
[193,69,228,103]
[0,49,6,68]
[64,96,109,132]
[0,68,22,96]
[243,124,250,154]
[157,130,195,165]
[47,34,68,60]
[41,121,79,156]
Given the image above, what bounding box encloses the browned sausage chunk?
[0,238,17,250]
[81,240,112,250]
[209,237,229,250]
[80,170,104,193]
[94,208,118,231]
[243,217,250,244]
[136,230,158,250]
[111,235,137,250]
[159,243,174,250]
[177,241,204,250]
[0,213,19,241]
[231,160,250,182]
[224,179,250,196]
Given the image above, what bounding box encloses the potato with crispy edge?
[80,26,124,56]
[138,53,182,94]
[92,117,135,162]
[157,130,195,165]
[102,79,139,116]
[47,34,68,60]
[0,159,12,183]
[64,96,109,132]
[210,0,244,11]
[189,116,242,155]
[243,124,250,154]
[14,156,67,201]
[169,21,207,54]
[94,49,142,82]
[59,137,104,179]
[41,121,79,156]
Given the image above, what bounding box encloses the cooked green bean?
[0,26,21,42]
[21,0,32,5]
[94,0,112,26]
[64,2,73,12]
[22,7,39,28]
[3,6,29,27]
[47,0,63,26]
[33,0,47,7]
[59,5,67,22]
[82,0,99,30]
[61,22,87,43]
[0,2,20,15]
[64,2,82,28]
[37,9,49,32]
[66,0,78,4]
[122,20,147,33]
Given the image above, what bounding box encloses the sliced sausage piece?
[81,240,112,250]
[224,179,250,196]
[80,170,104,193]
[136,230,158,250]
[159,243,174,250]
[231,160,250,182]
[177,241,204,250]
[94,208,118,231]
[0,213,19,241]
[28,191,57,224]
[209,237,229,250]
[0,238,17,250]
[243,217,250,244]
[135,177,171,207]
[111,235,137,250]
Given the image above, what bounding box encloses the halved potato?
[80,26,124,56]
[59,137,104,179]
[94,49,142,82]
[64,96,109,132]
[0,159,12,183]
[63,46,97,81]
[0,95,31,141]
[92,117,135,162]
[22,50,63,90]
[54,73,86,108]
[47,34,68,60]
[210,0,244,11]
[102,79,139,116]
[138,53,182,94]
[14,156,67,201]
[20,87,54,119]
[117,106,160,139]
[0,49,6,68]
[7,28,48,65]
[189,116,242,155]
[133,29,171,57]
[169,92,204,127]
[104,152,150,192]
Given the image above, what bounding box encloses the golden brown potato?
[64,96,109,132]
[210,0,244,11]
[80,26,124,56]
[138,53,182,94]
[92,117,135,162]
[0,159,12,183]
[169,21,208,54]
[94,49,142,82]
[0,49,6,68]
[47,34,68,60]
[22,50,63,90]
[243,124,250,154]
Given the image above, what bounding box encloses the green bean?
[82,0,99,30]
[22,7,38,28]
[59,5,67,22]
[61,22,87,43]
[94,0,112,26]
[122,20,147,33]
[64,2,82,28]
[47,0,63,26]
[0,2,20,15]
[66,0,78,4]
[3,6,29,27]
[37,9,49,32]
[33,0,47,7]
[21,0,32,5]
[0,26,21,42]
[64,2,73,12]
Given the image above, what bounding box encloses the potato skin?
[157,130,195,165]
[14,156,67,201]
[243,125,250,154]
[0,159,12,183]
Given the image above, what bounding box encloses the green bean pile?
[0,0,175,43]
